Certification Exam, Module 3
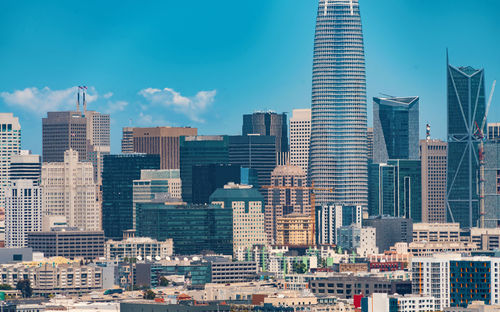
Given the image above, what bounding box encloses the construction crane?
[262,182,333,246]
[474,80,496,228]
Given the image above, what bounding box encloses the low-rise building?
[105,237,173,261]
[209,258,258,284]
[337,225,378,257]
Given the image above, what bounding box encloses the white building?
[5,179,42,247]
[41,149,101,231]
[105,236,173,261]
[289,109,311,174]
[316,203,362,245]
[395,294,436,312]
[337,225,378,257]
[0,113,21,243]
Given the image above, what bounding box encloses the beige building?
[290,109,311,174]
[413,222,463,242]
[105,236,173,261]
[265,165,310,244]
[85,110,110,184]
[406,241,478,257]
[41,149,101,231]
[276,213,314,247]
[132,127,198,169]
[420,139,447,223]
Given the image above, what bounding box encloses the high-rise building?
[484,141,500,228]
[0,113,21,245]
[133,127,198,169]
[179,136,229,203]
[364,216,413,252]
[242,111,288,155]
[290,109,311,174]
[264,165,309,243]
[135,202,233,255]
[447,63,485,228]
[316,204,362,245]
[5,180,42,247]
[192,164,240,204]
[309,0,368,206]
[368,160,422,221]
[228,135,276,190]
[121,127,134,154]
[367,127,374,162]
[41,149,101,231]
[85,110,111,184]
[373,96,419,164]
[420,139,447,223]
[5,151,42,248]
[102,154,160,239]
[210,183,267,253]
[487,123,500,141]
[132,169,180,229]
[42,111,87,162]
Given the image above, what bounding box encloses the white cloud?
[104,100,128,114]
[138,87,216,122]
[103,92,113,99]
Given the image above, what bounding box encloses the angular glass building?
[446,63,485,228]
[309,0,368,206]
[373,96,419,164]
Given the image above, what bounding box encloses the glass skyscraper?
[373,96,419,164]
[309,0,368,206]
[446,63,485,228]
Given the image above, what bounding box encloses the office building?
[240,167,259,188]
[337,225,378,256]
[5,180,42,247]
[133,126,198,169]
[265,165,309,243]
[487,123,500,141]
[41,149,100,231]
[275,213,314,247]
[309,0,368,206]
[121,127,134,153]
[179,135,229,203]
[9,150,41,184]
[0,113,21,245]
[209,258,258,284]
[290,109,311,174]
[136,202,233,255]
[192,163,240,204]
[136,258,212,287]
[368,160,421,221]
[364,216,412,252]
[105,237,173,261]
[102,153,160,239]
[447,63,485,228]
[420,139,447,223]
[242,111,288,154]
[0,248,33,264]
[367,127,374,162]
[484,141,500,228]
[316,203,362,245]
[228,135,276,190]
[373,96,419,163]
[210,183,266,252]
[85,110,111,183]
[27,228,105,259]
[42,111,87,162]
[133,169,180,228]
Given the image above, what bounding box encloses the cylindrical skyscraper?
[309,0,368,206]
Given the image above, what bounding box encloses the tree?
[292,262,307,274]
[16,279,32,298]
[0,284,12,290]
[159,277,169,287]
[143,289,156,300]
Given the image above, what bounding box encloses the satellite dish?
[192,256,200,261]
[183,257,188,261]
[165,256,171,261]
[175,257,179,261]
[155,256,161,261]
[137,256,143,261]
[146,256,152,261]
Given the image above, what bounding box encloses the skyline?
[1,0,499,155]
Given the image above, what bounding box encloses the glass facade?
[309,0,368,206]
[192,163,240,204]
[135,203,233,255]
[242,112,289,154]
[102,154,160,239]
[373,96,419,163]
[447,64,485,228]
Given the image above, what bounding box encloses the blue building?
[450,259,497,307]
[102,154,160,239]
[373,96,419,164]
[447,62,485,228]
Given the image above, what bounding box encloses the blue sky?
[1,0,499,154]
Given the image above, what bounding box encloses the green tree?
[159,277,169,287]
[143,289,156,300]
[292,262,307,274]
[0,284,12,290]
[16,279,32,298]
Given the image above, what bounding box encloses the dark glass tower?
[102,154,160,239]
[42,111,87,162]
[373,96,419,164]
[191,163,241,204]
[309,0,368,206]
[446,62,485,228]
[242,112,288,155]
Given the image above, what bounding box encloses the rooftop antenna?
[82,86,88,114]
[426,124,431,140]
[76,86,82,112]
